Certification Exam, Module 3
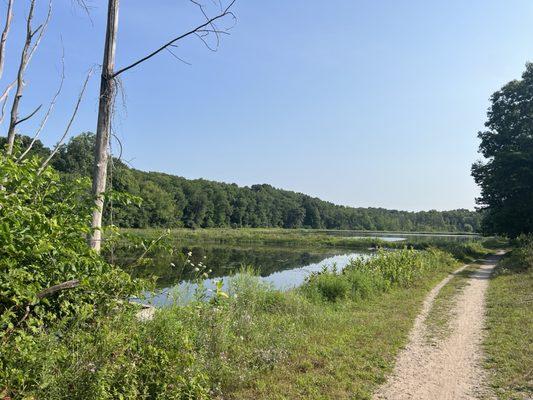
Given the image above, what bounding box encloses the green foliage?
[472,63,533,237]
[0,153,141,396]
[496,234,533,274]
[16,133,482,232]
[303,267,352,302]
[302,249,457,303]
[411,240,490,262]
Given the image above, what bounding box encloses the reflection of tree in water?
[116,245,336,289]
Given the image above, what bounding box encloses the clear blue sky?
[5,0,533,211]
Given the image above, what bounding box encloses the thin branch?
[165,47,192,65]
[0,79,16,125]
[37,279,80,299]
[27,0,52,63]
[111,132,123,160]
[195,31,217,52]
[112,0,236,77]
[0,0,14,80]
[190,0,221,50]
[72,0,93,25]
[13,103,41,126]
[39,67,94,173]
[18,43,65,162]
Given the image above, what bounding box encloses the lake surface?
[318,230,479,242]
[120,245,369,306]
[115,230,480,306]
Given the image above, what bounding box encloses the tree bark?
[6,0,35,155]
[90,0,119,252]
[0,0,14,80]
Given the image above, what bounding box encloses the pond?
[115,230,481,306]
[119,245,370,306]
[317,230,479,242]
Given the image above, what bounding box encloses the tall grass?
[301,248,456,302]
[484,235,532,399]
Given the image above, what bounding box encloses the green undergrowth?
[3,248,459,399]
[484,235,533,400]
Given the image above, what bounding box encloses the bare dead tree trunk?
[90,0,119,252]
[88,0,235,252]
[6,0,35,155]
[38,67,93,173]
[5,0,50,155]
[0,0,14,80]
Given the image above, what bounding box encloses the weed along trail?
[375,252,504,400]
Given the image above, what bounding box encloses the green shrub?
[0,154,143,397]
[303,269,352,302]
[302,248,457,303]
[497,234,533,274]
[482,236,509,250]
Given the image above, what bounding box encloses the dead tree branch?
[18,45,65,162]
[6,0,52,155]
[0,79,16,125]
[13,103,41,125]
[36,279,80,299]
[0,0,14,80]
[27,0,52,63]
[112,0,236,77]
[39,67,93,173]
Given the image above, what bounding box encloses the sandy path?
[374,253,503,400]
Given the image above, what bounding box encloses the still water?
[121,245,369,306]
[116,231,480,306]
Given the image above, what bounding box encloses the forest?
[2,133,482,232]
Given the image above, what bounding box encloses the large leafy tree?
[472,63,533,237]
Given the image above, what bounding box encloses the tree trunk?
[6,0,34,155]
[90,0,119,252]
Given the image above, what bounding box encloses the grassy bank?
[484,236,533,399]
[4,248,461,399]
[121,227,395,249]
[119,227,492,259]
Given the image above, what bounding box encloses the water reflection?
[145,251,367,306]
[115,231,480,306]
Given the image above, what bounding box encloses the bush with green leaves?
[302,248,457,302]
[0,154,141,394]
[497,234,533,274]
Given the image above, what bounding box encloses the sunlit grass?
[484,237,533,400]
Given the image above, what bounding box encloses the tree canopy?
[3,133,482,233]
[472,63,533,237]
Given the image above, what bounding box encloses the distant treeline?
[5,133,482,232]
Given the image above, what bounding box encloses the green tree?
[472,63,533,237]
[53,132,96,177]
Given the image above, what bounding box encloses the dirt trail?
[374,253,504,400]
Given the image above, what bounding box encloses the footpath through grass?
[218,249,460,399]
[484,236,533,400]
[424,263,480,344]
